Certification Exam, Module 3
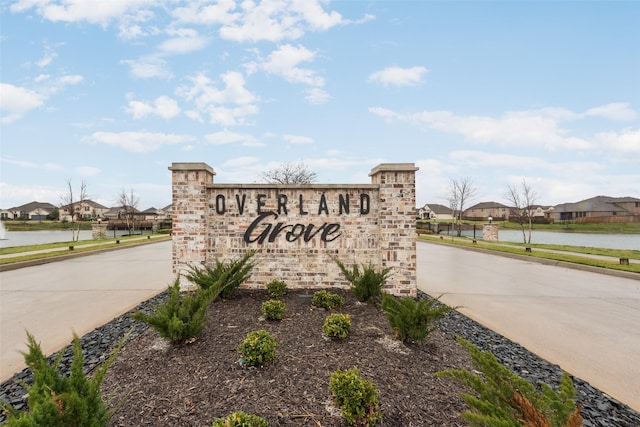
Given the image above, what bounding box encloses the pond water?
[0,229,144,249]
[456,229,640,251]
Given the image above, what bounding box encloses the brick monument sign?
[169,162,419,296]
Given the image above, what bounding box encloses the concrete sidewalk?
[417,240,640,412]
[0,240,173,381]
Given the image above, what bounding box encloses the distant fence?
[576,215,640,224]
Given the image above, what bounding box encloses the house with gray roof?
[548,196,640,221]
[1,201,57,220]
[464,201,511,221]
[418,203,454,220]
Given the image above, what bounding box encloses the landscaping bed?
[101,288,472,426]
[2,288,639,426]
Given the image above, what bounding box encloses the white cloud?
[177,71,259,126]
[0,83,45,123]
[122,56,173,79]
[223,157,260,167]
[304,87,331,104]
[368,66,428,87]
[0,182,63,209]
[10,0,156,26]
[369,107,593,151]
[597,128,640,153]
[585,103,637,121]
[125,95,181,119]
[284,134,314,144]
[204,129,263,147]
[219,0,344,42]
[171,0,239,25]
[0,156,63,171]
[74,166,101,177]
[158,28,209,54]
[260,44,324,86]
[85,131,195,153]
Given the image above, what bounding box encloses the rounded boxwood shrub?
[311,290,344,310]
[261,299,286,320]
[211,411,269,427]
[329,367,381,426]
[238,330,278,367]
[323,313,351,340]
[266,279,287,298]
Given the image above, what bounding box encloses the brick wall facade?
[169,162,418,296]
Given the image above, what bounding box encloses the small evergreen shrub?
[2,332,124,427]
[332,257,391,303]
[211,411,269,427]
[437,337,583,427]
[329,367,381,426]
[266,279,287,298]
[238,330,278,367]
[311,290,345,310]
[184,251,256,299]
[132,277,214,344]
[381,294,452,343]
[323,313,351,340]
[261,299,286,320]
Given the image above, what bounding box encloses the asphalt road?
[417,240,640,412]
[0,240,173,381]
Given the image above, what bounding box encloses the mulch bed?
[101,289,473,426]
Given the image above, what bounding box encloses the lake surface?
[457,229,640,251]
[1,228,638,251]
[0,229,141,249]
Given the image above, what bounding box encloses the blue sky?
[1,0,639,211]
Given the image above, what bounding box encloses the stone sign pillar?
[483,224,499,241]
[369,163,419,297]
[169,162,215,277]
[91,222,107,240]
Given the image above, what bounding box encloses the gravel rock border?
[1,290,638,426]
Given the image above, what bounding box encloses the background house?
[59,200,109,221]
[548,196,640,222]
[0,201,56,220]
[463,202,511,221]
[417,203,453,220]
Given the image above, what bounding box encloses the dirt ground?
[101,289,473,426]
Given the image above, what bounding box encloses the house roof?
[9,201,57,212]
[466,201,510,210]
[421,203,453,214]
[553,196,640,213]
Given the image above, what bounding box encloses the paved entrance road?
[0,241,173,381]
[417,241,640,412]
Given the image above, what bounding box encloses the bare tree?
[505,178,539,245]
[448,177,477,237]
[118,188,140,236]
[259,162,318,184]
[60,179,88,241]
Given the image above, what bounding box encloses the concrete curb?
[417,239,640,281]
[0,237,171,272]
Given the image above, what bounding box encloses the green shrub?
[132,277,214,344]
[323,313,351,340]
[261,299,286,320]
[184,251,257,299]
[238,330,278,367]
[311,290,345,310]
[211,411,269,427]
[2,332,124,427]
[266,279,287,298]
[332,257,391,303]
[381,294,452,343]
[329,367,381,426]
[437,337,582,427]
